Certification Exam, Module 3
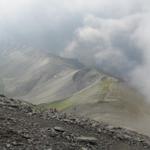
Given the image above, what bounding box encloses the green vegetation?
[37,76,121,112]
[98,77,117,101]
[99,77,114,93]
[47,99,73,111]
[37,99,73,111]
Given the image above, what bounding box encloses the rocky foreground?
[0,95,150,150]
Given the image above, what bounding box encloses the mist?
[0,0,150,100]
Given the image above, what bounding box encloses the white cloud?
[63,10,150,100]
[63,14,142,68]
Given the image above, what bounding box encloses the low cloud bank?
[62,2,150,100]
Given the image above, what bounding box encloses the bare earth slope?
[1,95,150,150]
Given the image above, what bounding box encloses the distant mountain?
[0,47,101,104]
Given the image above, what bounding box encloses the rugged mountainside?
[1,95,150,150]
[1,47,150,136]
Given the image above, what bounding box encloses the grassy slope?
[45,76,120,109]
[37,99,73,111]
[42,76,150,135]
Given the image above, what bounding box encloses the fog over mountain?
[0,0,150,100]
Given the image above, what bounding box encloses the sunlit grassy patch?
[47,99,73,111]
[100,77,114,93]
[98,77,118,101]
[37,99,73,111]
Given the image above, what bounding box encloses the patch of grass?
[100,77,114,93]
[48,99,73,111]
[98,77,118,101]
[37,99,73,111]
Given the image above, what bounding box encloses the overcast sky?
[1,0,150,100]
[0,0,149,51]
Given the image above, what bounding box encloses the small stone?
[106,125,114,130]
[54,126,65,132]
[81,147,88,150]
[63,119,71,123]
[123,134,131,140]
[76,136,98,145]
[50,128,58,137]
[12,141,17,146]
[6,143,11,148]
[98,128,102,133]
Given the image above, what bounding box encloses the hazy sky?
[1,0,150,100]
[0,0,148,51]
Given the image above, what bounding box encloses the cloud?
[0,0,148,51]
[63,14,143,74]
[62,2,150,100]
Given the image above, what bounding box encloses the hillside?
[1,47,150,136]
[0,47,107,105]
[42,75,150,136]
[1,95,150,150]
[0,47,88,104]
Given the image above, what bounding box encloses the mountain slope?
[0,95,150,150]
[0,47,93,104]
[1,46,150,136]
[43,75,150,136]
[0,47,106,104]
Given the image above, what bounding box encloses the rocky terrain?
[1,95,150,150]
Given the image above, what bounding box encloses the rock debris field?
[0,95,150,150]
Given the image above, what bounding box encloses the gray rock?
[76,136,98,145]
[81,147,88,150]
[54,126,65,132]
[0,96,150,150]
